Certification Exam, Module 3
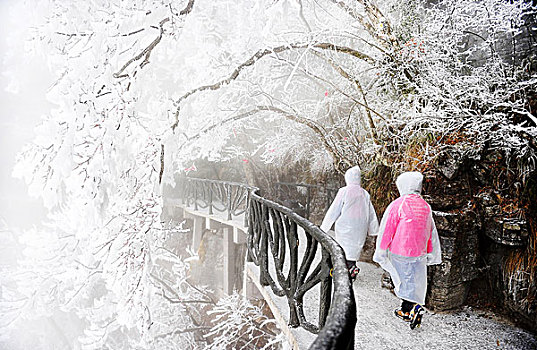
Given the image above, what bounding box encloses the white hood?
[320,165,379,260]
[395,172,423,196]
[344,166,361,187]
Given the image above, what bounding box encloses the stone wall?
[426,208,481,310]
[418,145,536,333]
[421,165,482,310]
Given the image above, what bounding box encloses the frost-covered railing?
[180,177,356,350]
[275,182,338,220]
[180,177,251,226]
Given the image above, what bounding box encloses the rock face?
[422,166,482,311]
[419,145,536,332]
[426,209,481,310]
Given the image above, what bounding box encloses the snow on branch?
[171,41,375,131]
[113,0,196,79]
[113,18,170,78]
[327,0,399,49]
[180,105,353,171]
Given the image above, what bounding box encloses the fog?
[0,0,47,230]
[0,1,535,349]
[0,2,64,348]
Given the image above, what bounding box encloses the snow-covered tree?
[204,293,284,350]
[173,0,536,177]
[2,0,536,347]
[1,0,272,348]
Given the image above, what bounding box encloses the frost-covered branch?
[113,17,170,78]
[181,104,353,170]
[113,0,196,79]
[326,0,399,49]
[171,41,375,130]
[154,327,211,339]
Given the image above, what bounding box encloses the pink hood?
[378,172,433,257]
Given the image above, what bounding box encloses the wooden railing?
[179,177,356,350]
[274,182,338,220]
[180,177,251,225]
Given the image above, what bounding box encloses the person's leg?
[394,299,413,321]
[401,299,415,313]
[409,303,425,329]
[345,260,360,281]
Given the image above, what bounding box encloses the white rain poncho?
[373,172,442,305]
[320,166,379,261]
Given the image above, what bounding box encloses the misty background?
[0,1,535,348]
[0,0,47,230]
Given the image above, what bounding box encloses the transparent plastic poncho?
[320,166,379,261]
[373,172,442,305]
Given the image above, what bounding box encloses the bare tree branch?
[355,78,379,142]
[113,0,196,79]
[276,50,386,126]
[326,0,398,49]
[113,18,170,78]
[151,271,214,305]
[154,327,211,340]
[159,144,164,184]
[178,0,196,15]
[160,292,214,305]
[310,47,383,142]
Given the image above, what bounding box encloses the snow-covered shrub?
[205,293,284,350]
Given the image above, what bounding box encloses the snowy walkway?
[252,259,537,350]
[171,199,536,350]
[353,262,535,350]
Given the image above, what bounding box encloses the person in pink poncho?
[321,166,379,281]
[373,172,442,329]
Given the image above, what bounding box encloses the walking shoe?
[349,266,360,281]
[409,304,424,329]
[394,308,411,322]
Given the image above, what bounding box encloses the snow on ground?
[352,262,537,350]
[251,222,537,350]
[179,203,536,350]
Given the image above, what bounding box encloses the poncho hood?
[396,172,423,196]
[344,166,361,186]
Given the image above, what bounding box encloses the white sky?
[0,0,48,229]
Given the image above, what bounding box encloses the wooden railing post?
[306,186,311,220]
[244,190,250,227]
[223,226,235,294]
[288,220,299,327]
[208,183,213,215]
[193,182,198,211]
[226,184,232,220]
[259,203,269,286]
[319,248,332,328]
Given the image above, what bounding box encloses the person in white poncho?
[320,166,379,281]
[373,172,442,329]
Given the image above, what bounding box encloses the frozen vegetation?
[0,0,535,349]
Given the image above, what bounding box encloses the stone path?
[353,262,535,350]
[258,259,537,349]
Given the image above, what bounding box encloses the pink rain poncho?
[373,172,442,305]
[320,166,379,261]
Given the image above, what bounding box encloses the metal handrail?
[179,177,356,349]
